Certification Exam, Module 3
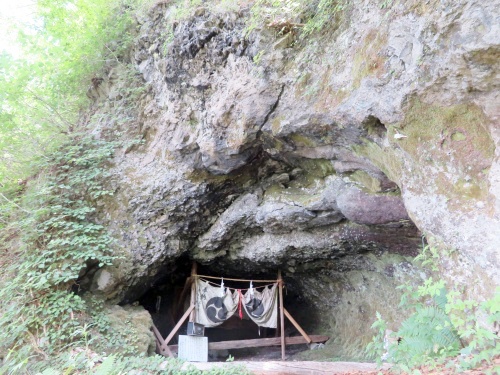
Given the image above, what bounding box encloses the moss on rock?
[349,170,383,193]
[351,29,388,89]
[352,141,402,186]
[289,133,318,148]
[396,99,494,164]
[296,158,335,179]
[106,304,156,355]
[353,99,494,211]
[393,99,494,206]
[291,252,422,361]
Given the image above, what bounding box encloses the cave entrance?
[146,262,329,361]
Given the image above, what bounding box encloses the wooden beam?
[167,335,329,352]
[164,304,195,346]
[174,276,193,321]
[189,262,197,322]
[162,344,173,358]
[278,270,285,360]
[152,323,166,346]
[284,308,312,344]
[152,323,173,358]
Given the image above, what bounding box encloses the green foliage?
[158,0,204,56]
[414,244,454,272]
[40,369,60,375]
[246,0,349,38]
[29,353,253,374]
[395,304,460,362]
[31,354,184,375]
[0,134,119,370]
[447,287,500,370]
[77,296,146,357]
[246,0,302,36]
[1,0,257,372]
[0,1,151,371]
[366,246,500,373]
[301,0,348,36]
[170,0,204,20]
[379,0,393,9]
[93,355,116,375]
[0,0,140,186]
[367,285,460,370]
[365,311,387,365]
[253,50,265,65]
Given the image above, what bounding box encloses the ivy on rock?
[0,135,119,368]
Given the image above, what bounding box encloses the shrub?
[366,245,500,373]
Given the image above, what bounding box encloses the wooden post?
[174,276,192,321]
[278,270,285,360]
[189,262,197,322]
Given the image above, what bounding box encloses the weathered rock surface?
[106,305,156,355]
[336,186,409,225]
[82,0,499,355]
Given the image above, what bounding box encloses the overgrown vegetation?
[0,0,143,188]
[366,244,500,374]
[0,0,149,372]
[31,353,253,375]
[246,0,349,38]
[155,0,350,59]
[0,135,125,372]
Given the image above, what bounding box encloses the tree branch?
[0,192,31,214]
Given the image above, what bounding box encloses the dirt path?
[181,361,390,374]
[181,357,500,374]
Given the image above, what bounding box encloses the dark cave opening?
[362,115,387,138]
[138,258,319,360]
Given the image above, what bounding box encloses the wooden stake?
[152,323,174,357]
[284,308,312,344]
[278,269,285,360]
[164,304,195,346]
[189,261,197,322]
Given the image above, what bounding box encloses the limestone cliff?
[81,0,499,355]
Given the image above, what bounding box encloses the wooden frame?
[151,262,328,360]
[166,335,330,352]
[278,270,285,360]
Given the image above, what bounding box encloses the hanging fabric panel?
[194,279,238,327]
[243,283,278,328]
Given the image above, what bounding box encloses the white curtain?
[243,283,278,328]
[194,279,238,327]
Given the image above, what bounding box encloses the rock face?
[83,0,499,354]
[106,305,156,355]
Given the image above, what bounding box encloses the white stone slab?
[178,335,208,362]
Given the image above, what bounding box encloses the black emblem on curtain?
[206,297,229,323]
[245,298,265,318]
